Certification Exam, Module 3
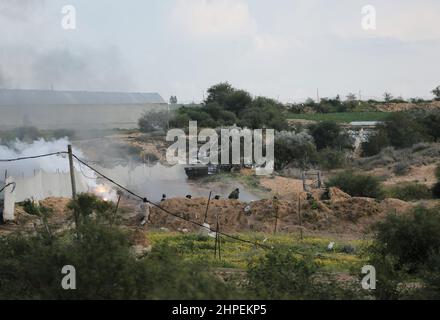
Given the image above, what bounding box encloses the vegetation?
[138,110,171,133]
[309,121,351,151]
[287,112,390,123]
[326,171,383,198]
[384,183,432,201]
[432,85,440,101]
[274,131,317,170]
[362,111,440,156]
[368,206,440,299]
[317,148,347,170]
[169,82,289,131]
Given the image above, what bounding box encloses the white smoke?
[0,138,116,201]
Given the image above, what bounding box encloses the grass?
[147,231,366,272]
[286,112,391,123]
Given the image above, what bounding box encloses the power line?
[0,151,67,162]
[0,149,270,250]
[72,154,271,250]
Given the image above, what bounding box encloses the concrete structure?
[0,89,168,130]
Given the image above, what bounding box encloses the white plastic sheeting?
[3,170,89,221]
[3,177,15,221]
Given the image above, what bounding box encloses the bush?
[326,171,383,198]
[361,130,390,157]
[274,131,317,169]
[367,206,440,299]
[138,111,171,132]
[317,148,346,170]
[373,207,440,271]
[384,183,432,201]
[309,121,350,150]
[67,193,115,223]
[393,162,411,176]
[383,113,428,149]
[246,248,357,299]
[0,220,238,299]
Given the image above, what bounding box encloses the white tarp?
[3,170,89,221]
[3,177,15,221]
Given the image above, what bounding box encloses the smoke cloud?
[0,138,116,200]
[0,0,134,91]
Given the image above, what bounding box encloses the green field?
[148,231,366,272]
[286,112,390,123]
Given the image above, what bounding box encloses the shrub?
[309,121,350,150]
[67,193,115,223]
[317,148,347,170]
[367,206,440,299]
[274,130,317,169]
[384,183,432,201]
[393,162,411,176]
[361,130,390,157]
[0,220,238,299]
[326,171,383,198]
[246,248,357,299]
[373,207,440,270]
[383,113,427,149]
[138,111,171,132]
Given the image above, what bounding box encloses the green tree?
[432,86,440,101]
[309,121,350,150]
[138,111,171,133]
[361,129,390,156]
[383,113,427,148]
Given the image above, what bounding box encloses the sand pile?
[148,192,402,235]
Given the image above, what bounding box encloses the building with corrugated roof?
[0,89,168,129]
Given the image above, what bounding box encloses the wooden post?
[204,191,212,223]
[273,197,279,235]
[298,196,303,240]
[68,145,78,226]
[112,192,122,226]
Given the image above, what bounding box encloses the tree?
[346,93,357,102]
[432,86,440,101]
[169,96,178,105]
[205,82,234,105]
[361,129,390,156]
[274,131,317,169]
[309,121,350,150]
[138,110,172,132]
[384,92,393,103]
[383,113,427,148]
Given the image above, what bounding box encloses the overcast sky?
[0,0,439,103]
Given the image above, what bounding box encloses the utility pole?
[68,145,78,226]
[316,88,320,103]
[204,191,212,223]
[214,215,221,260]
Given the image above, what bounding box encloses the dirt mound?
[380,198,414,214]
[148,195,404,236]
[327,187,351,202]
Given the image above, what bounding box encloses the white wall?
[0,103,169,130]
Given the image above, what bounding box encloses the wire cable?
[0,151,67,162]
[72,154,271,249]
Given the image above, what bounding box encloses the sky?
[0,0,439,103]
